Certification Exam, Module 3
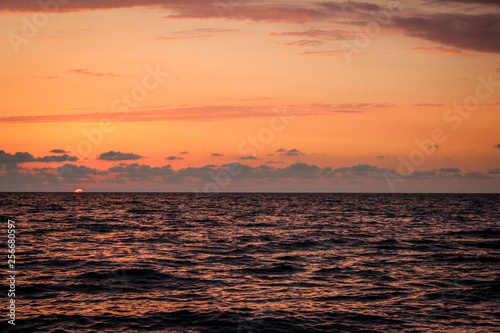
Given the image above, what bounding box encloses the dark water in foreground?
[0,193,499,332]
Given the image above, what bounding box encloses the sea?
[0,193,499,332]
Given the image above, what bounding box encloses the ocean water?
[0,193,499,332]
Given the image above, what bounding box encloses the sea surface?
[0,193,499,332]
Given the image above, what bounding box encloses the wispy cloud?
[275,39,323,47]
[156,28,241,40]
[271,29,353,40]
[0,103,395,124]
[409,46,463,55]
[429,0,500,8]
[413,103,445,107]
[32,75,60,79]
[68,68,122,77]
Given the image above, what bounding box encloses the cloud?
[36,154,79,162]
[56,164,103,182]
[1,164,23,171]
[321,164,392,179]
[333,164,382,173]
[392,14,500,53]
[299,50,344,56]
[276,39,324,47]
[50,149,68,154]
[0,150,79,164]
[1,159,498,191]
[98,151,143,161]
[0,0,393,29]
[301,102,396,114]
[175,165,218,181]
[439,168,461,173]
[270,29,352,41]
[0,169,60,189]
[0,0,334,21]
[240,155,258,160]
[32,75,59,79]
[407,170,437,179]
[281,162,321,178]
[333,103,396,111]
[409,46,462,55]
[494,144,500,148]
[215,162,322,179]
[280,149,305,156]
[166,1,386,22]
[462,172,492,179]
[68,68,121,77]
[0,105,268,123]
[413,103,445,107]
[180,151,189,154]
[0,103,395,124]
[106,162,497,185]
[108,163,173,181]
[430,0,500,7]
[165,156,183,160]
[211,153,224,157]
[157,28,240,40]
[2,1,499,53]
[0,150,35,164]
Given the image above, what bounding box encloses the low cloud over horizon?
[0,147,498,192]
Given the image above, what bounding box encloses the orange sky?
[0,0,499,192]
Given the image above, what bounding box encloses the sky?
[0,0,499,192]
